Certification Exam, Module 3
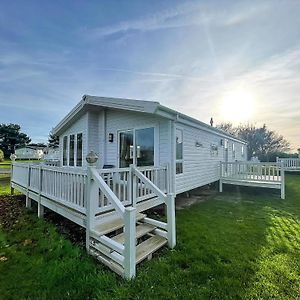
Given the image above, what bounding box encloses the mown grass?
[0,174,299,299]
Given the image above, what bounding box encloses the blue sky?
[0,0,299,150]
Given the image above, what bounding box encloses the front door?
[119,127,155,167]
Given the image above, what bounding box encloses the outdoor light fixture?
[195,141,203,148]
[108,133,114,143]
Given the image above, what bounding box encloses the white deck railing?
[221,161,283,182]
[11,158,175,279]
[276,157,300,170]
[219,161,285,199]
[11,163,168,216]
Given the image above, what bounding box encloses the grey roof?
[52,95,247,144]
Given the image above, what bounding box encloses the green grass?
[0,174,300,299]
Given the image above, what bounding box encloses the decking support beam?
[166,193,176,248]
[280,161,285,200]
[124,207,136,279]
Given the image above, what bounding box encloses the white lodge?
[11,95,286,279]
[54,95,247,194]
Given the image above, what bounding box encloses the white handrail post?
[26,164,32,209]
[219,162,223,193]
[10,154,17,195]
[280,161,285,199]
[124,207,136,279]
[130,164,136,207]
[85,151,99,252]
[128,165,133,206]
[166,193,176,248]
[37,165,44,218]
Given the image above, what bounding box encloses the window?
[176,129,183,174]
[69,134,75,166]
[210,144,218,157]
[241,145,244,157]
[77,133,83,166]
[63,136,68,166]
[232,143,236,159]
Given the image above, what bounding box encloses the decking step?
[112,224,156,244]
[92,212,146,236]
[136,235,167,264]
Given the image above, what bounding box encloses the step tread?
[136,235,167,264]
[112,224,156,244]
[92,212,146,236]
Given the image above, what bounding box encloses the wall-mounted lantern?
[108,133,114,143]
[195,141,203,148]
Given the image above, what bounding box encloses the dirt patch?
[0,195,26,231]
[44,211,86,248]
[176,185,218,210]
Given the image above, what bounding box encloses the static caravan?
[52,95,247,195]
[11,95,251,279]
[15,146,44,160]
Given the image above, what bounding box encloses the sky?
[0,0,299,151]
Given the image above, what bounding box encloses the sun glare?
[220,89,255,123]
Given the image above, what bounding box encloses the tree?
[0,124,31,158]
[48,132,59,148]
[217,123,291,161]
[0,149,4,162]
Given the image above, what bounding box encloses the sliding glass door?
[119,127,155,167]
[119,130,134,168]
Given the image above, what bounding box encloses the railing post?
[128,165,133,206]
[130,165,137,208]
[85,151,99,252]
[124,207,136,279]
[280,161,285,200]
[166,193,176,248]
[10,154,16,195]
[26,164,32,209]
[37,165,44,218]
[219,162,223,193]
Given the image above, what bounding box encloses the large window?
[241,145,245,157]
[69,134,75,166]
[176,129,183,174]
[232,143,236,159]
[63,136,68,166]
[77,133,83,167]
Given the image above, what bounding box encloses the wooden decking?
[10,161,176,279]
[220,161,285,199]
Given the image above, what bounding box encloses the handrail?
[90,168,125,217]
[221,161,281,166]
[131,165,167,201]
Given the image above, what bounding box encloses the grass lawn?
[0,174,299,299]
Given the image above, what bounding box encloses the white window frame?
[117,125,158,168]
[175,128,183,175]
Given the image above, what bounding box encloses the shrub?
[0,149,4,162]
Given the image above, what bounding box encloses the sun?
[220,89,255,123]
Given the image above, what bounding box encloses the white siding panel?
[175,123,247,194]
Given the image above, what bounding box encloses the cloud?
[82,1,270,39]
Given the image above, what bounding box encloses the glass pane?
[176,129,183,160]
[76,133,82,167]
[136,127,154,167]
[176,162,183,174]
[119,130,133,168]
[69,135,75,166]
[63,136,67,166]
